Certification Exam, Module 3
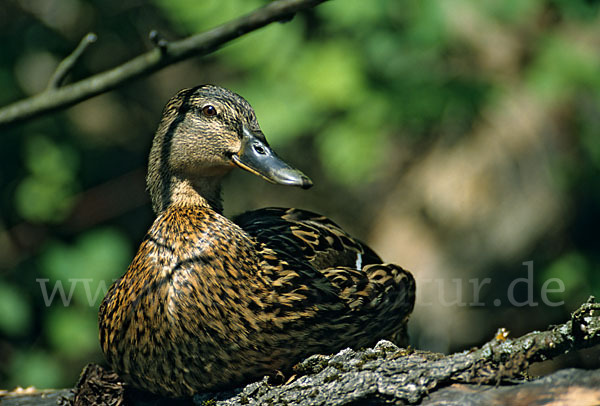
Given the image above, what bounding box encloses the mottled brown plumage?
[98,85,416,398]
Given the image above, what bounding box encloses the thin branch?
[149,30,169,52]
[0,0,327,129]
[46,33,97,90]
[451,296,600,384]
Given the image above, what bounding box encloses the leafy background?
[1,0,599,390]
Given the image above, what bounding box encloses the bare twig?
[149,30,169,53]
[46,33,97,90]
[0,0,327,129]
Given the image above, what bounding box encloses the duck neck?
[148,174,224,214]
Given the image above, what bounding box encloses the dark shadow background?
[0,0,599,390]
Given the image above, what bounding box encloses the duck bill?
[232,127,313,189]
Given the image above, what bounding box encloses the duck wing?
[233,207,381,271]
[234,207,415,348]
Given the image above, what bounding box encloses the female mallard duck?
[98,85,415,398]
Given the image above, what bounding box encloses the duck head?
[147,85,312,213]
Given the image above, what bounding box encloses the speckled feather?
[98,85,416,398]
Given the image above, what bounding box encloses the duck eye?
[202,105,217,117]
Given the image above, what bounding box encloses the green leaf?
[317,0,387,30]
[0,284,32,336]
[46,307,99,358]
[542,252,592,305]
[233,81,317,145]
[40,228,131,307]
[14,176,76,223]
[24,135,79,184]
[152,0,262,33]
[15,135,80,223]
[290,42,367,110]
[9,350,64,389]
[316,107,387,186]
[527,35,600,103]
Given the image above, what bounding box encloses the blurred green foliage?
[0,0,599,391]
[0,283,32,336]
[527,35,600,102]
[542,252,596,307]
[15,135,80,223]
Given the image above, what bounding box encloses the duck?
[98,84,416,398]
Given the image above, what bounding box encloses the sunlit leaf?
[527,35,600,103]
[290,42,367,110]
[316,115,387,185]
[151,0,263,33]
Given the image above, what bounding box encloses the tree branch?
[46,33,97,90]
[0,0,327,129]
